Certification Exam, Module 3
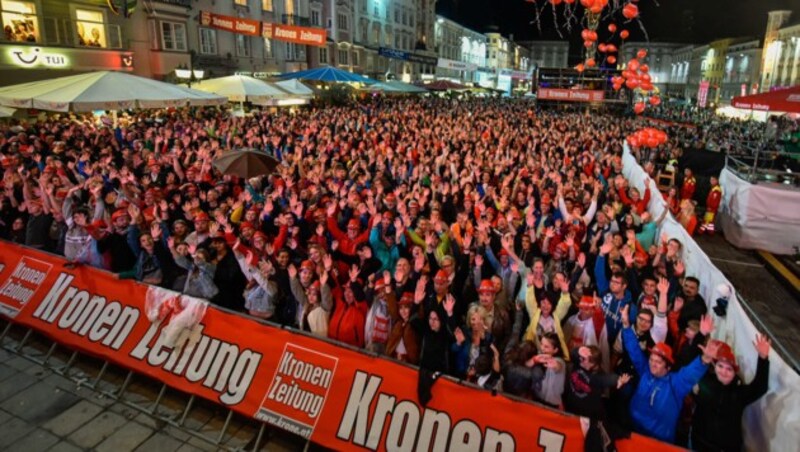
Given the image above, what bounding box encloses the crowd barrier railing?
[0,240,678,452]
[622,143,800,452]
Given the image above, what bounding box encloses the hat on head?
[714,341,739,371]
[309,280,321,291]
[649,342,675,365]
[399,292,415,306]
[579,295,595,309]
[148,157,160,167]
[434,269,449,284]
[478,279,497,294]
[347,219,360,230]
[300,260,315,272]
[193,211,209,222]
[111,209,129,221]
[86,218,107,232]
[385,193,396,202]
[240,221,255,231]
[374,278,388,292]
[253,231,268,242]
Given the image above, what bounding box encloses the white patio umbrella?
[273,79,315,98]
[0,71,226,112]
[191,75,289,105]
[0,106,15,118]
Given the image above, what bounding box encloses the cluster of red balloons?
[609,48,661,114]
[627,128,668,148]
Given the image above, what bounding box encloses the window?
[236,34,251,57]
[199,28,217,55]
[394,8,399,23]
[337,13,347,30]
[234,0,247,6]
[285,0,294,16]
[161,21,186,51]
[373,2,378,17]
[319,47,327,63]
[310,9,320,26]
[286,42,304,60]
[338,49,348,65]
[352,51,359,66]
[262,0,272,11]
[75,9,106,48]
[1,0,39,43]
[263,37,272,58]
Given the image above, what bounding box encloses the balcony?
[281,14,310,27]
[1,16,124,50]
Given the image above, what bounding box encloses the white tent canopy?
[273,79,314,98]
[0,71,226,112]
[0,106,15,118]
[191,75,289,104]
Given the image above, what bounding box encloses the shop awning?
[277,67,376,84]
[0,71,226,112]
[731,85,800,113]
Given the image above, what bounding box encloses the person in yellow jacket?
[517,270,572,361]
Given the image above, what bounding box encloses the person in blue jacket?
[595,239,637,348]
[620,304,720,444]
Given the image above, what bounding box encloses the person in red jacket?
[698,177,723,235]
[618,177,651,215]
[326,203,372,257]
[680,168,696,201]
[329,265,369,347]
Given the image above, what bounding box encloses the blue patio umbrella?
[277,66,376,84]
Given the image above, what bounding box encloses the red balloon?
[646,136,659,148]
[622,3,639,20]
[621,70,634,79]
[627,136,641,147]
[581,29,592,41]
[639,64,650,73]
[550,0,563,5]
[606,44,618,53]
[598,43,607,53]
[608,55,617,64]
[575,63,585,72]
[565,0,576,3]
[650,95,662,106]
[590,3,604,13]
[640,82,654,91]
[641,73,652,83]
[580,0,594,7]
[634,102,646,114]
[620,30,630,39]
[586,58,596,67]
[608,23,617,33]
[584,40,594,48]
[627,59,640,71]
[636,49,648,59]
[625,78,640,89]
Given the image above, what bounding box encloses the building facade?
[519,40,569,69]
[760,10,800,92]
[433,15,485,83]
[720,39,761,104]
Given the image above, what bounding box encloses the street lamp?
[175,64,205,88]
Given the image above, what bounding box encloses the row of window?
[2,0,119,48]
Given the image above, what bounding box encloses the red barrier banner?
[262,23,326,47]
[200,11,261,37]
[537,88,605,102]
[0,241,677,452]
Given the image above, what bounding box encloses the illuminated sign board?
[8,47,68,68]
[0,45,134,71]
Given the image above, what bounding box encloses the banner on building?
[200,11,261,37]
[499,68,533,80]
[698,80,710,108]
[378,47,437,66]
[437,58,477,72]
[537,88,605,102]
[0,241,678,452]
[262,23,326,47]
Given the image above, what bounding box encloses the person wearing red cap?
[328,267,369,347]
[565,293,611,372]
[184,211,211,248]
[472,278,512,353]
[326,203,372,261]
[698,176,722,235]
[621,304,722,444]
[691,335,771,452]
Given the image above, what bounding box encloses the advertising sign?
[378,47,437,66]
[0,45,134,71]
[262,23,326,47]
[698,80,710,108]
[0,241,678,452]
[537,88,605,102]
[200,11,261,36]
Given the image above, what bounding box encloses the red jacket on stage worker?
[699,177,723,234]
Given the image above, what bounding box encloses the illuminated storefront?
[0,44,134,85]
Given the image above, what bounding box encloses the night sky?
[437,0,799,61]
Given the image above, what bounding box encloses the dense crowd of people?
[0,98,772,450]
